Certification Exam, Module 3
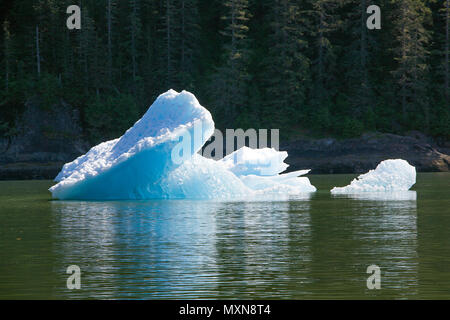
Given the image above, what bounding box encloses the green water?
[0,173,449,299]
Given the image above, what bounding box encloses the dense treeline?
[0,0,449,144]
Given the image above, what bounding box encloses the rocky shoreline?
[282,131,450,174]
[1,131,449,180]
[0,100,88,181]
[1,101,449,180]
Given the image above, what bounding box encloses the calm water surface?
[0,173,449,299]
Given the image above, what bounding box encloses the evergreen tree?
[161,0,179,89]
[303,0,341,133]
[0,0,447,142]
[3,20,12,91]
[262,0,311,128]
[106,0,117,86]
[140,0,159,99]
[310,0,340,96]
[341,0,376,120]
[179,0,199,90]
[78,5,96,94]
[209,0,251,126]
[441,0,449,101]
[125,0,142,87]
[391,0,432,127]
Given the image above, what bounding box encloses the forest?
[0,0,449,145]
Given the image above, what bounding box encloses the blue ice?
[50,90,316,200]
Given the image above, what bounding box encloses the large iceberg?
[50,90,316,200]
[330,159,416,194]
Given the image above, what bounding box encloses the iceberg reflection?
[51,196,312,299]
[319,190,419,297]
[331,191,417,201]
[49,189,421,299]
[52,200,222,298]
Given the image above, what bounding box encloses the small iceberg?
[330,159,416,194]
[50,90,316,200]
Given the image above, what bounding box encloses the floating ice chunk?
[330,159,416,194]
[50,90,316,200]
[50,90,214,200]
[220,147,289,176]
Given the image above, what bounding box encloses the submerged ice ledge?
[50,90,316,200]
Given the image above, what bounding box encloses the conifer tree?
[106,0,117,85]
[263,0,311,127]
[311,0,340,94]
[179,0,199,90]
[128,0,142,83]
[78,5,96,94]
[0,0,448,141]
[442,0,449,101]
[303,0,341,132]
[161,0,179,89]
[210,0,251,126]
[3,20,12,91]
[341,0,375,119]
[391,0,432,126]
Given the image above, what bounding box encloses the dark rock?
[0,162,64,180]
[282,132,450,174]
[0,98,89,180]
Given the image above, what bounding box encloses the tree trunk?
[446,0,449,101]
[181,0,185,73]
[36,25,41,77]
[107,0,113,81]
[131,0,137,82]
[401,4,407,120]
[3,21,10,91]
[318,11,324,87]
[166,0,171,86]
[359,0,369,113]
[360,0,367,69]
